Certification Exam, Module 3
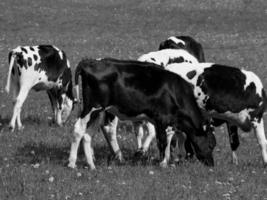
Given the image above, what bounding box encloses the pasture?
[0,0,267,199]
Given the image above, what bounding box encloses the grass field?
[1,0,267,199]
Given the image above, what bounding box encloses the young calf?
[166,62,267,165]
[5,45,75,131]
[68,58,216,170]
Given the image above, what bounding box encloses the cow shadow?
[14,141,159,168]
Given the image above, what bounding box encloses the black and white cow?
[165,62,267,165]
[136,36,240,165]
[105,49,200,158]
[5,45,75,131]
[68,58,216,169]
[158,36,205,62]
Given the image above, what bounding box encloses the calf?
[158,35,205,62]
[5,45,75,131]
[166,62,267,165]
[68,58,216,169]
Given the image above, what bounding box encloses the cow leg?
[226,123,239,165]
[68,107,101,169]
[252,119,267,165]
[142,122,156,152]
[47,90,57,123]
[101,115,124,163]
[83,134,95,170]
[159,126,175,168]
[134,122,144,150]
[176,132,187,162]
[9,85,30,131]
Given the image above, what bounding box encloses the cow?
[68,58,216,170]
[164,62,267,165]
[136,36,240,165]
[5,45,75,131]
[96,49,200,164]
[158,36,205,62]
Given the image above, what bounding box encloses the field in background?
[0,0,267,199]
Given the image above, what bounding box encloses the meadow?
[0,0,267,199]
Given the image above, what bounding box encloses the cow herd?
[5,36,267,170]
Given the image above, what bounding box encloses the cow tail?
[262,89,267,113]
[74,62,84,115]
[5,51,15,94]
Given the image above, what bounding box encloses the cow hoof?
[159,161,168,168]
[8,125,15,132]
[67,162,76,169]
[170,163,176,168]
[134,149,145,159]
[18,125,24,131]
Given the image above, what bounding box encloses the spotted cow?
[5,45,75,131]
[165,62,267,165]
[68,58,216,169]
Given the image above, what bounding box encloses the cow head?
[158,39,185,50]
[190,129,216,166]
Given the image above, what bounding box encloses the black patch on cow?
[36,45,65,81]
[30,47,34,51]
[28,57,32,66]
[16,52,27,69]
[151,58,156,61]
[21,47,27,54]
[33,54,38,61]
[11,67,15,75]
[186,70,197,80]
[198,64,263,114]
[17,66,21,76]
[168,57,185,64]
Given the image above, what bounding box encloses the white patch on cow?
[96,58,102,61]
[168,36,186,46]
[165,62,213,89]
[242,70,263,96]
[68,107,102,169]
[13,46,41,67]
[102,116,124,162]
[138,49,199,67]
[60,94,73,123]
[252,119,267,164]
[141,122,156,152]
[53,46,63,60]
[194,86,209,109]
[67,59,70,68]
[160,125,175,168]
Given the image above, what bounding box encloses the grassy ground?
[0,0,267,199]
